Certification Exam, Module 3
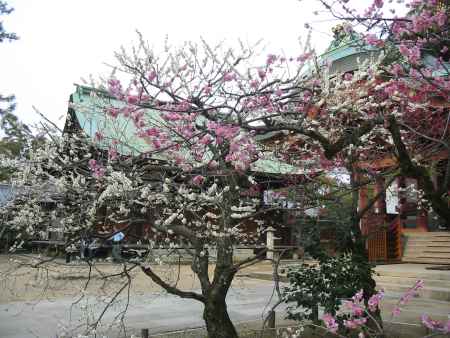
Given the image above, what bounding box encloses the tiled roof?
[70,85,302,175]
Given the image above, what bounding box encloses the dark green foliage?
[283,254,375,323]
[0,107,33,181]
[299,191,354,260]
[0,1,17,42]
[0,1,19,134]
[0,2,33,182]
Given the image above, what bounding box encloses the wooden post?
[397,176,406,230]
[358,173,369,235]
[358,180,368,213]
[374,176,386,215]
[141,328,149,338]
[266,226,275,260]
[417,209,428,232]
[267,310,276,329]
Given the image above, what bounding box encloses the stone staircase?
[402,232,450,264]
[374,264,450,302]
[242,261,450,304]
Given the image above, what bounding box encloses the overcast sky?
[1,0,373,129]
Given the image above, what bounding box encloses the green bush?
[283,254,374,323]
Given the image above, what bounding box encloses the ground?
[0,255,449,338]
[0,255,285,338]
[0,254,268,303]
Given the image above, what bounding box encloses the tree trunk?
[203,297,238,338]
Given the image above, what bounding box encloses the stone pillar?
[417,209,428,231]
[397,176,406,229]
[358,182,368,213]
[358,173,369,235]
[266,226,276,260]
[374,176,386,215]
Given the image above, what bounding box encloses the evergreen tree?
[0,1,30,181]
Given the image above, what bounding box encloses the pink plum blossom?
[322,313,338,333]
[392,306,401,317]
[223,72,236,82]
[192,175,205,186]
[203,85,212,95]
[147,70,157,82]
[368,290,384,312]
[108,147,118,161]
[88,159,105,179]
[344,317,367,329]
[258,69,266,80]
[94,131,104,141]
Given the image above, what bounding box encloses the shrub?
[283,254,374,323]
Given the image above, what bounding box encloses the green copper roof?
[70,85,302,175]
[72,85,166,157]
[320,25,377,64]
[251,158,303,175]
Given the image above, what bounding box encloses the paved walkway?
[1,261,448,338]
[0,281,289,338]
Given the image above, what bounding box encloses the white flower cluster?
[98,171,134,203]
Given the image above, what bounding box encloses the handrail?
[388,216,402,260]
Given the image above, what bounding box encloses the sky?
[0,0,372,129]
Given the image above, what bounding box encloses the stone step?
[423,248,450,252]
[402,257,450,264]
[402,232,450,263]
[374,275,450,289]
[404,232,450,237]
[404,244,450,250]
[404,246,450,253]
[375,282,450,302]
[375,266,450,280]
[404,242,450,248]
[405,236,450,240]
[403,251,450,259]
[244,272,450,302]
[405,244,450,249]
[403,253,450,260]
[403,252,450,258]
[404,238,450,243]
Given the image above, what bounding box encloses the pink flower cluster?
[399,279,423,305]
[367,290,384,312]
[392,279,424,317]
[107,79,123,99]
[147,70,157,82]
[223,72,236,82]
[322,313,339,334]
[410,9,447,33]
[192,175,205,186]
[365,34,384,47]
[392,1,447,37]
[421,314,450,334]
[363,0,384,18]
[88,159,105,179]
[108,147,118,161]
[321,280,448,336]
[206,121,240,144]
[242,94,278,112]
[323,288,384,334]
[266,54,277,66]
[398,44,421,65]
[344,317,367,329]
[225,133,258,171]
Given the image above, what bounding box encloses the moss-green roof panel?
[72,86,167,157]
[250,159,304,175]
[71,85,302,175]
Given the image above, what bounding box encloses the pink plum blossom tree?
[2,0,449,336]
